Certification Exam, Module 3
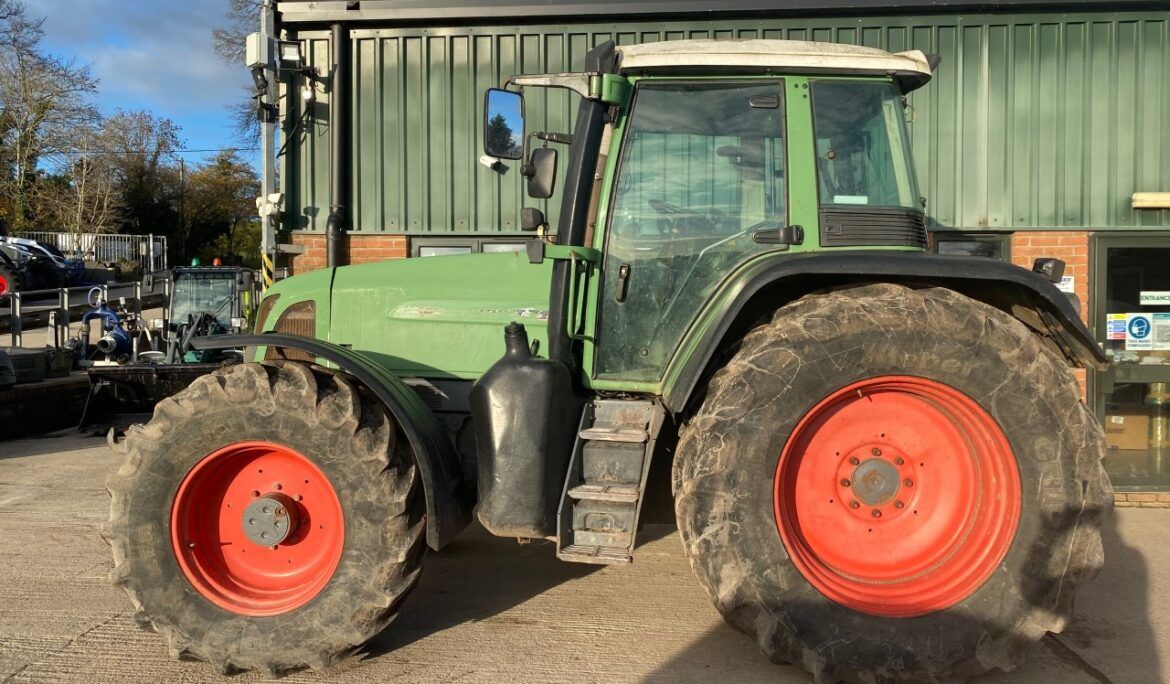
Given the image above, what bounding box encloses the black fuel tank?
[470,323,579,539]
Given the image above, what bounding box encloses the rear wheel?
[673,283,1111,683]
[0,263,22,296]
[105,362,425,674]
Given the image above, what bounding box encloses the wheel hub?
[242,493,300,547]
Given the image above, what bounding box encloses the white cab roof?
[616,39,934,91]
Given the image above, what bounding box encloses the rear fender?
[190,333,472,550]
[662,251,1106,414]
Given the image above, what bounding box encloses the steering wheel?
[647,198,715,234]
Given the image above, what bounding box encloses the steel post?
[260,1,279,290]
[59,288,70,348]
[11,293,21,348]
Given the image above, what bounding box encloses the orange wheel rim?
[773,376,1021,618]
[171,442,344,616]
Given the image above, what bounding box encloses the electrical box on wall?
[245,32,273,70]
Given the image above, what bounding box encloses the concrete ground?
[0,431,1163,684]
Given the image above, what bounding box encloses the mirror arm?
[504,72,595,99]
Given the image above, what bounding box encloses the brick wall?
[1115,493,1170,508]
[287,233,409,275]
[1010,231,1091,396]
[1009,231,1090,325]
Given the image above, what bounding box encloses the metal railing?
[1,282,150,349]
[23,232,168,272]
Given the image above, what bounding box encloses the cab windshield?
[170,274,236,329]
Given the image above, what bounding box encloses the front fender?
[190,333,471,550]
[662,251,1106,414]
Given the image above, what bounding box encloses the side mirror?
[483,88,524,160]
[525,147,558,199]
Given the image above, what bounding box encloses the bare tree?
[0,0,99,232]
[37,130,125,250]
[213,0,262,145]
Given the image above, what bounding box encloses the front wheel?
[673,283,1111,683]
[105,362,425,674]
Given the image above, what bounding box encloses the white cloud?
[28,0,249,123]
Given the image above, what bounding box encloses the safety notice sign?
[1107,313,1127,340]
[1154,313,1170,351]
[1126,313,1153,350]
[1111,312,1170,350]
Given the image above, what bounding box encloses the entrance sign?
[1139,291,1170,306]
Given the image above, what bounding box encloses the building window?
[412,237,528,258]
[931,232,1011,261]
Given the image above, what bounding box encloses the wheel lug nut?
[849,457,860,465]
[903,479,914,487]
[275,483,283,490]
[871,448,882,457]
[894,457,904,465]
[840,478,851,487]
[894,500,905,509]
[251,490,260,497]
[849,500,860,509]
[871,509,882,518]
[295,494,303,501]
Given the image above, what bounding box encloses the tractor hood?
[264,250,553,380]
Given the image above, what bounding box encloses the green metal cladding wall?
[283,11,1170,235]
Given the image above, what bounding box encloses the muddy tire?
[105,361,425,674]
[673,283,1111,683]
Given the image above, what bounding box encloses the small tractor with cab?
[105,40,1110,682]
[79,264,256,432]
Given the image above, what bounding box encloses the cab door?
[587,78,804,386]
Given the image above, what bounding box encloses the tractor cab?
[480,40,937,384]
[164,266,256,361]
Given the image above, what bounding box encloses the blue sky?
[28,0,255,168]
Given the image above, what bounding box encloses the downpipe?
[325,23,349,268]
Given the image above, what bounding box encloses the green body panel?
[286,11,1170,237]
[325,252,552,379]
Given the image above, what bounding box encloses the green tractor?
[105,40,1110,682]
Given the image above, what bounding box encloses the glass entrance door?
[1092,234,1170,490]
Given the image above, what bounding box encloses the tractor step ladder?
[557,398,665,565]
